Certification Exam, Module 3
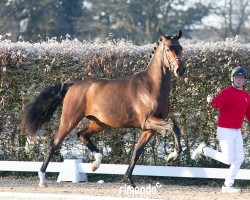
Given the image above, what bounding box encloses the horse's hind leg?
[38,95,85,187]
[77,120,108,171]
[125,130,155,187]
[166,120,182,162]
[38,126,73,187]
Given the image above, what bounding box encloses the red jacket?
[211,86,250,128]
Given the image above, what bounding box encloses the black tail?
[22,82,74,136]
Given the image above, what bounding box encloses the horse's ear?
[176,30,182,39]
[159,29,165,37]
[159,29,169,41]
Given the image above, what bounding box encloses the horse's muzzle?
[175,65,185,77]
[177,67,185,76]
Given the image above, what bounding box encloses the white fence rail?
[0,160,250,182]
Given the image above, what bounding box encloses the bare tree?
[0,0,19,40]
[220,0,250,41]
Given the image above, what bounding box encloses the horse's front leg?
[143,116,182,162]
[125,130,155,187]
[165,120,182,162]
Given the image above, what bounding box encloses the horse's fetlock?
[91,152,102,171]
[38,170,47,187]
[94,152,102,160]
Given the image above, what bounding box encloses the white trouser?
[203,127,244,187]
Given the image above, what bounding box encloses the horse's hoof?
[166,151,178,163]
[129,183,136,188]
[91,161,98,171]
[38,182,48,188]
[166,155,174,162]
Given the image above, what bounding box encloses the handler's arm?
[210,90,229,109]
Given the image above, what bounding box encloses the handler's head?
[231,67,247,88]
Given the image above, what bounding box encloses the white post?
[57,159,87,183]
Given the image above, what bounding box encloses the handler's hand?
[207,94,214,104]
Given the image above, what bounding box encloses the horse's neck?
[145,41,171,89]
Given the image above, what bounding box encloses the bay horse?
[22,30,185,188]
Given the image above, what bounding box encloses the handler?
[191,66,250,193]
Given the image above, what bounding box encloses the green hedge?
[0,36,250,169]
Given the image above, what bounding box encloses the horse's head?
[159,30,185,77]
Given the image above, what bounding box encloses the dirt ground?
[0,177,250,200]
